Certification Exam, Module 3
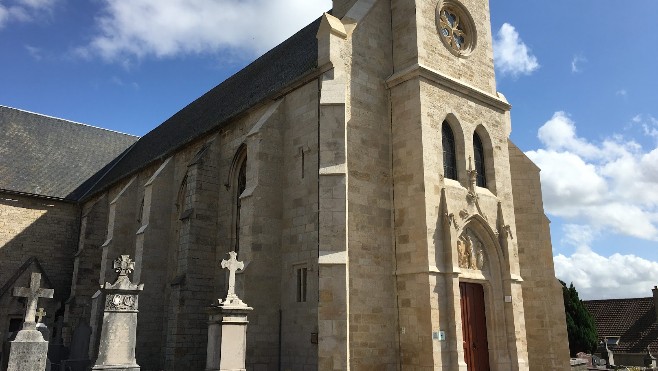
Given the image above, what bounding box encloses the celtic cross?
[13,272,54,329]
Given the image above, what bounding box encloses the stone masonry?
[0,0,571,370]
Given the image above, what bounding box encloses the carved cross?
[114,255,135,277]
[13,273,54,329]
[221,251,244,298]
[36,308,46,323]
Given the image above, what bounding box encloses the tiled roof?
[83,16,322,199]
[584,297,658,354]
[0,106,138,200]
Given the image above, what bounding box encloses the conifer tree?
[561,280,598,356]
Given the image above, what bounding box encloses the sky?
[1,0,657,300]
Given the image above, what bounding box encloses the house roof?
[0,106,138,201]
[584,297,658,354]
[83,16,322,200]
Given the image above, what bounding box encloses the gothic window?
[473,133,486,188]
[176,176,188,218]
[136,197,144,225]
[234,158,246,254]
[442,121,458,180]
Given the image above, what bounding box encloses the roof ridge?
[584,297,653,302]
[0,105,140,138]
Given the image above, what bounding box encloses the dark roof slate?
[84,17,322,199]
[0,106,138,200]
[584,297,658,354]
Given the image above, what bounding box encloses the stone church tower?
[0,0,570,370]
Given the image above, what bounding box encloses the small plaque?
[504,295,512,303]
[432,330,446,341]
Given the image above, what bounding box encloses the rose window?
[436,1,476,57]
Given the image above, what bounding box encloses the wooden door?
[460,282,490,371]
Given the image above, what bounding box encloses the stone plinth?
[92,255,143,371]
[7,329,48,371]
[206,305,253,371]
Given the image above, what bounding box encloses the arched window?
[473,132,486,187]
[442,121,458,180]
[234,158,246,254]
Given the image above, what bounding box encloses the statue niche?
[457,229,485,270]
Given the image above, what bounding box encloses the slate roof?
[584,297,658,354]
[84,16,322,199]
[0,106,138,200]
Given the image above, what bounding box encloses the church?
[0,0,570,369]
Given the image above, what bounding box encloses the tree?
[561,280,598,356]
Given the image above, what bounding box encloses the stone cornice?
[385,63,512,112]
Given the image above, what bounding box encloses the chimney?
[653,286,658,321]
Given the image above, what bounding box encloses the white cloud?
[555,248,658,299]
[24,44,43,60]
[0,0,56,28]
[571,54,586,73]
[18,0,55,9]
[633,114,658,140]
[493,23,539,77]
[78,0,332,62]
[527,112,658,241]
[110,76,139,90]
[616,89,628,97]
[0,5,8,28]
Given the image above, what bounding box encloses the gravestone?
[645,346,657,368]
[92,255,143,371]
[206,252,253,371]
[48,315,69,369]
[60,321,91,371]
[6,272,54,371]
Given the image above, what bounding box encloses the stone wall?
[346,0,399,369]
[509,142,571,370]
[0,192,78,339]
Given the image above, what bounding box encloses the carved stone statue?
[457,230,485,270]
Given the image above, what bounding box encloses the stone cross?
[36,308,46,323]
[114,255,135,276]
[13,272,54,329]
[221,251,244,299]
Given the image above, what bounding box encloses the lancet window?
[473,132,486,188]
[442,121,458,180]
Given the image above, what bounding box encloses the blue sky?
[1,0,657,299]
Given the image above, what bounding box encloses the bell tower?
[391,0,498,94]
[387,0,531,370]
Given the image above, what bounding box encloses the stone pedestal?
[206,305,253,371]
[92,256,144,371]
[7,329,48,371]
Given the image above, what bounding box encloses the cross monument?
[114,254,135,277]
[35,308,46,323]
[13,272,54,329]
[206,252,252,370]
[221,251,244,300]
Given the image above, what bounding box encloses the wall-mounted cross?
[13,272,54,329]
[36,308,46,323]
